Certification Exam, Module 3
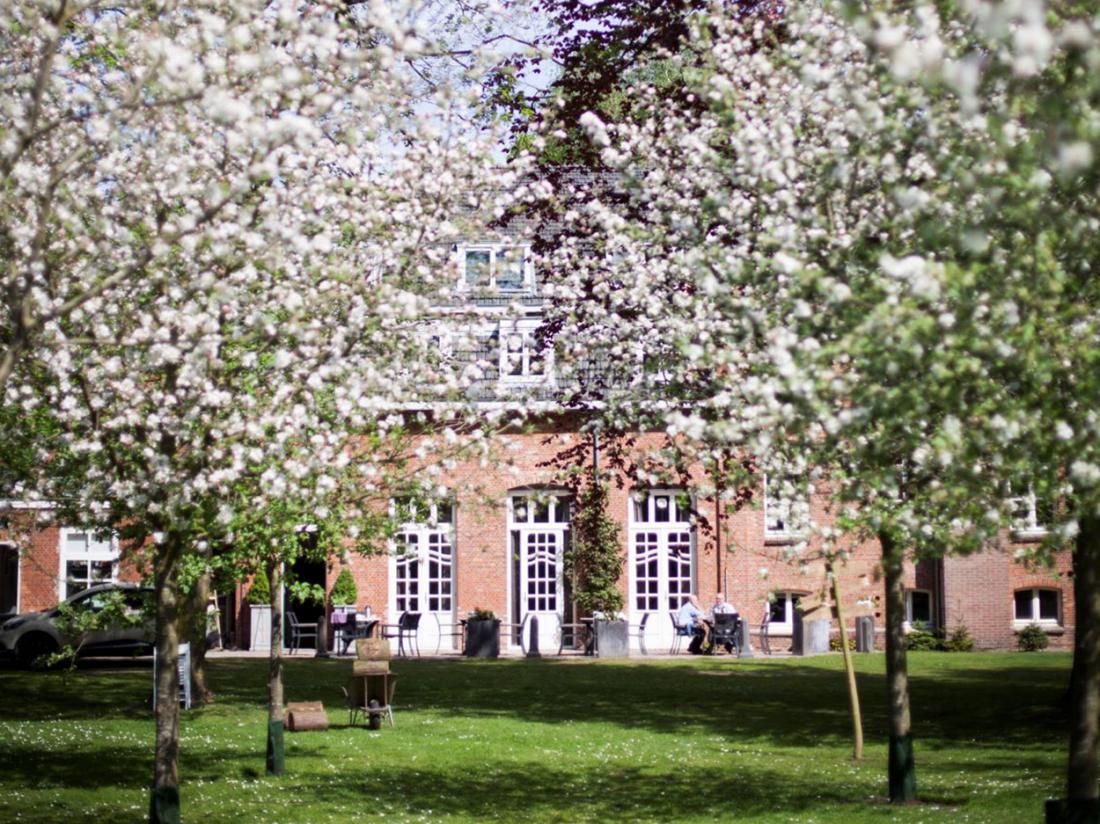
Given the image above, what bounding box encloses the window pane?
[633,494,648,523]
[533,499,550,523]
[769,599,786,624]
[66,560,88,582]
[66,533,88,554]
[909,591,931,624]
[90,561,113,581]
[496,247,525,289]
[436,501,454,524]
[1038,589,1059,621]
[1014,590,1033,621]
[512,496,528,522]
[653,495,670,522]
[465,250,491,287]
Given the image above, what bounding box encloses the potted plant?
[464,608,500,658]
[330,568,358,610]
[247,571,272,652]
[329,568,359,653]
[565,480,628,658]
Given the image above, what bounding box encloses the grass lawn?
[0,651,1071,823]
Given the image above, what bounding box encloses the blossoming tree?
[1,1,512,820]
[538,0,1100,813]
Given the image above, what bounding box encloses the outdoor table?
[336,615,379,655]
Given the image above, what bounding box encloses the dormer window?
[499,320,552,384]
[460,244,532,292]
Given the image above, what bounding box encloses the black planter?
[465,619,500,658]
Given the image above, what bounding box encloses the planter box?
[464,619,500,658]
[593,619,629,659]
[250,604,272,652]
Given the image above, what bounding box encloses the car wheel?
[17,633,59,669]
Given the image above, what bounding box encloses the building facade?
[0,239,1075,655]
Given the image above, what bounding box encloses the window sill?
[764,532,806,546]
[1011,528,1048,543]
[1013,621,1064,635]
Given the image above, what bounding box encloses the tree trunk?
[881,531,916,803]
[1067,513,1100,802]
[828,560,864,761]
[266,561,285,776]
[150,532,183,824]
[183,569,214,705]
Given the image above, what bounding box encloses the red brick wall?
[16,523,62,612]
[5,427,1079,653]
[1006,541,1075,651]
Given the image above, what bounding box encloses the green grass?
[0,651,1072,823]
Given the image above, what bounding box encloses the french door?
[629,490,695,652]
[390,500,455,651]
[508,492,570,651]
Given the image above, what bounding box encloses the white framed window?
[510,492,571,526]
[389,496,456,648]
[1013,588,1060,627]
[59,528,119,600]
[498,320,552,384]
[629,489,694,610]
[905,589,934,628]
[1010,485,1049,541]
[459,244,533,292]
[767,591,803,635]
[763,475,809,543]
[631,490,692,526]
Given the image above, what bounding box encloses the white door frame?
[388,500,457,652]
[506,490,570,651]
[628,489,696,652]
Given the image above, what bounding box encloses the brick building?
[0,236,1074,655]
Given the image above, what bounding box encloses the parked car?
[0,583,154,667]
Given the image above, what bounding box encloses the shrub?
[330,569,358,606]
[245,571,270,605]
[1017,622,1050,652]
[829,636,856,652]
[944,622,976,652]
[905,621,943,651]
[470,608,496,621]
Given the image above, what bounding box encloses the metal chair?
[711,612,740,655]
[555,614,587,655]
[669,611,692,654]
[758,609,772,656]
[629,612,650,655]
[287,612,318,654]
[380,611,421,657]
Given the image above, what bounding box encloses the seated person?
[709,592,738,620]
[676,594,709,654]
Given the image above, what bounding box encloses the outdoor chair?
[711,613,740,655]
[555,614,586,655]
[758,609,772,656]
[380,611,421,657]
[628,612,650,655]
[287,612,318,655]
[669,611,692,654]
